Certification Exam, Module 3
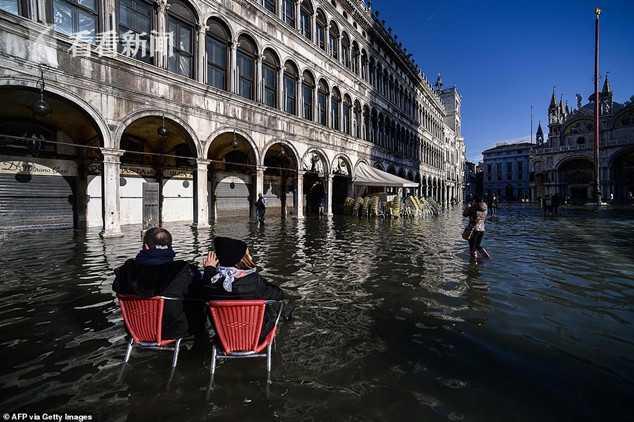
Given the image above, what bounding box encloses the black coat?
[202,268,283,342]
[113,259,205,339]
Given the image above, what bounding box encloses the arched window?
[329,22,339,60]
[302,70,315,121]
[316,9,327,51]
[361,50,368,80]
[53,0,98,42]
[318,79,329,126]
[284,60,299,115]
[300,0,313,40]
[369,58,376,87]
[167,0,197,78]
[283,0,296,27]
[353,100,361,138]
[331,87,341,130]
[263,0,276,14]
[206,18,231,90]
[341,32,351,68]
[262,48,279,107]
[118,0,153,62]
[351,42,360,75]
[237,34,257,100]
[342,94,352,135]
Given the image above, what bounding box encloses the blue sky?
[373,0,634,162]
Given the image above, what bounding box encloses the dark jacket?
[113,250,205,339]
[463,201,488,232]
[202,267,283,342]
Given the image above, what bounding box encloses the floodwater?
[1,206,634,421]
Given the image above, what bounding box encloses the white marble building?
[0,0,465,235]
[530,79,634,204]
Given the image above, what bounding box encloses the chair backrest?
[208,300,267,353]
[117,295,165,344]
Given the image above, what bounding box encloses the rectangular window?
[331,101,340,130]
[167,17,194,78]
[302,84,313,120]
[496,163,502,181]
[517,161,523,180]
[284,75,296,115]
[207,36,227,90]
[318,93,327,126]
[263,64,277,108]
[1,0,20,15]
[264,0,275,13]
[506,162,512,180]
[317,25,326,50]
[237,52,254,100]
[283,0,295,27]
[119,0,153,63]
[300,11,311,40]
[53,0,97,42]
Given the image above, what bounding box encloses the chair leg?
[124,338,133,363]
[266,343,272,377]
[171,338,182,368]
[210,345,217,376]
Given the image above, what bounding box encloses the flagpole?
[593,7,601,203]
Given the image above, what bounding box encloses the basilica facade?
[530,77,634,204]
[0,0,465,235]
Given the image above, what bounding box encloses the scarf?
[209,266,257,292]
[135,247,176,266]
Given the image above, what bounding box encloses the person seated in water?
[112,227,206,340]
[202,237,283,341]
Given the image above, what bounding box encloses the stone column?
[311,13,317,43]
[256,54,264,103]
[193,159,209,228]
[312,87,318,123]
[197,25,207,84]
[326,94,332,128]
[100,149,123,238]
[252,166,265,221]
[295,171,304,219]
[209,171,217,222]
[278,67,284,110]
[295,1,301,30]
[230,41,238,93]
[296,78,301,116]
[325,175,333,216]
[325,23,330,55]
[156,0,168,69]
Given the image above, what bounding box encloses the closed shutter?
[0,173,74,230]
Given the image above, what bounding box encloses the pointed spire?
[602,73,611,94]
[549,87,557,109]
[565,101,570,115]
[536,121,543,135]
[435,73,443,90]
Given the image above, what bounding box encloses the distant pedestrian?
[490,194,498,216]
[463,196,488,260]
[255,193,266,223]
[544,195,552,216]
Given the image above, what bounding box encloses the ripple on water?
[1,206,634,420]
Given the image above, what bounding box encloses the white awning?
[353,163,419,188]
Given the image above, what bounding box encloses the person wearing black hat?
[202,236,283,341]
[112,227,207,339]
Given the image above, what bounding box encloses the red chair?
[117,294,183,368]
[207,300,284,380]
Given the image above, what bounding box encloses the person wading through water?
[255,193,266,223]
[463,196,489,260]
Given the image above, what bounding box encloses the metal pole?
[593,7,601,203]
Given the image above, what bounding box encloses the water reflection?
[1,206,633,420]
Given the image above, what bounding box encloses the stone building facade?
[530,78,634,204]
[0,0,465,235]
[482,142,531,201]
